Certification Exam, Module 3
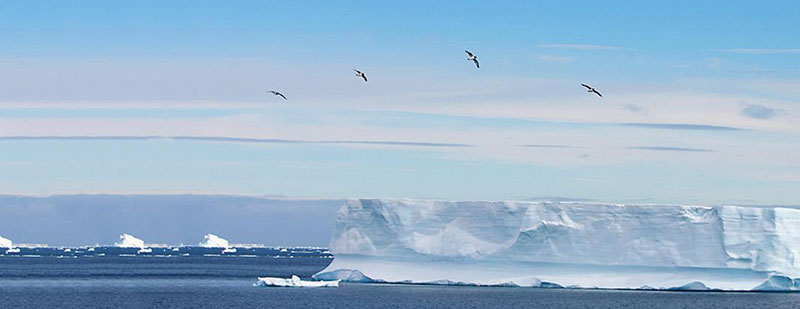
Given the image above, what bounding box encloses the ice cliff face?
[323,199,800,288]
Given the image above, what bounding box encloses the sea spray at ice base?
[315,199,800,291]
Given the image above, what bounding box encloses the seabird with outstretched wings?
[268,90,287,100]
[465,50,479,68]
[581,83,602,97]
[354,69,368,82]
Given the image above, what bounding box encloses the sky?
[1,1,799,204]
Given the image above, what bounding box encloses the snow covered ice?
[316,199,800,291]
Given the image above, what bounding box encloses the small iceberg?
[199,234,237,254]
[137,248,153,254]
[753,275,800,291]
[199,234,230,248]
[1,235,20,254]
[668,281,713,291]
[222,247,237,254]
[313,269,374,283]
[115,234,146,248]
[0,235,12,248]
[255,275,340,288]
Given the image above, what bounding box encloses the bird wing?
[593,90,603,97]
[354,69,360,74]
[473,59,480,68]
[277,92,287,100]
[361,74,368,82]
[465,50,474,57]
[581,83,592,90]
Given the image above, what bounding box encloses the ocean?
[1,252,800,309]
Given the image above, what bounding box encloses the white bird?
[268,90,287,100]
[465,50,479,68]
[354,69,368,82]
[581,83,603,97]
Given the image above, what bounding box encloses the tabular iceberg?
[315,199,800,291]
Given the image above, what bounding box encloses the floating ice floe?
[5,247,20,254]
[222,247,237,254]
[255,275,340,288]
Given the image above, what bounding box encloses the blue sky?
[1,1,799,204]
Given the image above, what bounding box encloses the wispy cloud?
[519,144,581,149]
[539,44,624,51]
[706,57,723,70]
[531,53,574,63]
[0,136,473,148]
[621,104,644,114]
[618,123,744,131]
[718,48,800,55]
[740,104,778,120]
[627,146,714,152]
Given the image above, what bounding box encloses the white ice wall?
[330,199,800,276]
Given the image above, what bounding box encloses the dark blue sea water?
[2,254,800,309]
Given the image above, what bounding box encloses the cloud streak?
[627,146,714,152]
[718,48,800,55]
[621,104,644,114]
[618,123,744,131]
[519,144,582,149]
[0,136,473,148]
[539,44,624,51]
[531,53,574,63]
[740,104,777,119]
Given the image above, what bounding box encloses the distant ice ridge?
[114,234,146,248]
[316,199,800,291]
[199,234,230,248]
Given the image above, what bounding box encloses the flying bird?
[581,83,603,97]
[465,50,479,68]
[354,69,368,82]
[268,90,287,100]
